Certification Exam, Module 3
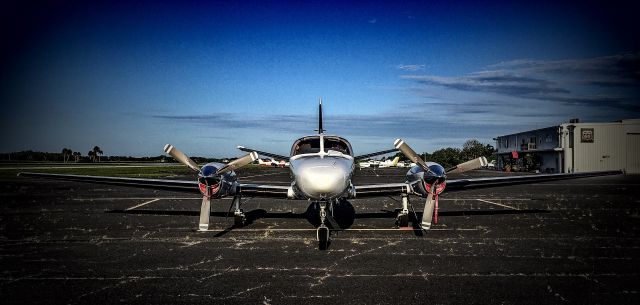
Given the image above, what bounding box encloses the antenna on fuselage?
[315,97,325,134]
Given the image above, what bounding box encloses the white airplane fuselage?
[288,134,355,200]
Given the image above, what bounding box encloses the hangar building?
[494,119,640,174]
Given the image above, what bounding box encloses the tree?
[88,150,95,162]
[430,147,462,169]
[72,151,81,162]
[92,146,103,162]
[461,139,495,161]
[61,148,70,163]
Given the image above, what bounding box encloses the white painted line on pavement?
[476,198,518,210]
[125,199,161,211]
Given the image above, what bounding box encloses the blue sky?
[1,1,639,157]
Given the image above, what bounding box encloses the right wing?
[237,146,289,161]
[18,172,199,193]
[18,172,291,198]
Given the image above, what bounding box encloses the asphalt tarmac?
[1,167,639,304]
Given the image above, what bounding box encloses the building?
[495,119,640,174]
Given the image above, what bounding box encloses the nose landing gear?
[316,200,335,250]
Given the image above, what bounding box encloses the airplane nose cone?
[298,166,346,198]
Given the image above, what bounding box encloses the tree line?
[1,146,105,162]
[390,139,495,169]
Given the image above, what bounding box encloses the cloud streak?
[397,64,425,71]
[401,53,640,113]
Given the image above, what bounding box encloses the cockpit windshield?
[290,136,353,156]
[292,137,321,155]
[324,137,351,155]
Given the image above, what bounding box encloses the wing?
[238,183,290,197]
[354,182,413,197]
[17,172,291,198]
[352,170,622,198]
[445,170,622,191]
[354,148,398,161]
[18,172,200,192]
[237,146,289,161]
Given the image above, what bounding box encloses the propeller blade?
[198,195,211,231]
[421,187,436,230]
[215,151,259,175]
[447,156,488,174]
[394,139,434,175]
[164,144,200,172]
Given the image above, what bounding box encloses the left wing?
[353,182,413,197]
[445,170,622,191]
[352,170,623,198]
[354,148,398,161]
[17,172,290,198]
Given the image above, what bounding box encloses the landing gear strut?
[317,201,331,250]
[232,195,245,227]
[396,193,410,228]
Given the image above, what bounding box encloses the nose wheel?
[317,225,330,250]
[316,201,332,250]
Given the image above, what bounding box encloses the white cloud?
[396,64,425,71]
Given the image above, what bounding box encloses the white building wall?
[574,124,625,172]
[626,134,640,174]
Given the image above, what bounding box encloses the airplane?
[358,159,378,168]
[378,156,401,168]
[256,158,287,167]
[18,100,622,250]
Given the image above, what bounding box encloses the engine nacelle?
[198,162,237,198]
[405,162,447,197]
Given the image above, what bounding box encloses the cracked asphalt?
[1,167,639,304]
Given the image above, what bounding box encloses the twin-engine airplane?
[19,101,621,250]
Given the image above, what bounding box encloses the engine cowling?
[405,162,447,197]
[197,163,237,198]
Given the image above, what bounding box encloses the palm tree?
[88,151,95,162]
[72,151,81,163]
[92,146,103,162]
[61,148,73,163]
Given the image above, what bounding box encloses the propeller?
[447,156,488,174]
[215,151,259,175]
[421,182,437,229]
[393,139,436,176]
[164,144,200,172]
[164,144,258,175]
[163,144,258,232]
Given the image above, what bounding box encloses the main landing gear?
[395,193,411,228]
[232,195,246,227]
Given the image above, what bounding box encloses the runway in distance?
[19,100,622,249]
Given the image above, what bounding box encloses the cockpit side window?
[292,137,321,155]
